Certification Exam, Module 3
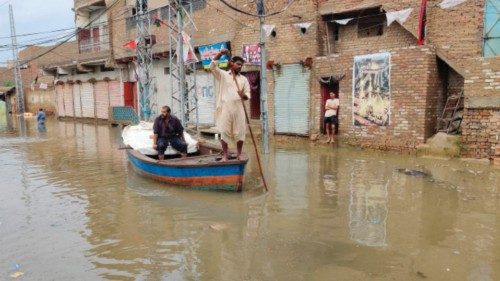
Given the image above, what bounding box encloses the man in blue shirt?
[152,106,187,160]
[36,108,46,124]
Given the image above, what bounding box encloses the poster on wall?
[352,52,391,126]
[198,42,229,69]
[242,43,261,65]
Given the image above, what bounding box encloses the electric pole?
[136,0,154,120]
[257,0,269,154]
[9,4,25,115]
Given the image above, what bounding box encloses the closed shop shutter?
[108,80,123,106]
[81,82,95,118]
[484,0,500,57]
[274,64,310,135]
[72,84,82,117]
[190,71,216,125]
[94,81,109,119]
[64,84,74,117]
[56,84,65,117]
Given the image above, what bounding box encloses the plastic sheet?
[122,122,198,155]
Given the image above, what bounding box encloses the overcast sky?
[0,0,74,65]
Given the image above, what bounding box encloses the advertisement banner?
[242,43,261,65]
[198,42,229,69]
[352,52,391,126]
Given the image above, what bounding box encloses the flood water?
[1,117,499,281]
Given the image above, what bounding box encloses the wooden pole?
[233,74,269,192]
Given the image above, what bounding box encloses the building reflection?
[348,160,388,247]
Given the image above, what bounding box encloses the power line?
[218,0,296,18]
[0,0,11,8]
[0,0,123,76]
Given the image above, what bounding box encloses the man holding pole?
[210,48,251,162]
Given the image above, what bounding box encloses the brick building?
[43,0,498,162]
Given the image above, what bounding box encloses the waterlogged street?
[0,117,499,280]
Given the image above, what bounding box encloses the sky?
[0,0,74,66]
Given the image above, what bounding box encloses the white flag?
[386,8,413,26]
[294,22,312,32]
[439,0,467,9]
[334,18,353,25]
[182,31,198,64]
[262,24,275,37]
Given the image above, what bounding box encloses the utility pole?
[167,1,197,129]
[257,0,269,154]
[9,4,25,115]
[177,5,187,126]
[136,0,154,120]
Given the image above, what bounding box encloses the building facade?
[43,0,498,162]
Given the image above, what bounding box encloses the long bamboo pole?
[232,74,269,192]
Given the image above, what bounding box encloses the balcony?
[75,0,105,12]
[78,24,109,54]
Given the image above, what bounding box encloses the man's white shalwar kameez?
[210,60,251,142]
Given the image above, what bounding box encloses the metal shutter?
[56,84,65,117]
[108,80,123,106]
[63,84,74,117]
[80,82,95,118]
[72,84,82,117]
[94,81,109,119]
[273,64,310,135]
[190,71,215,125]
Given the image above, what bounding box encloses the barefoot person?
[210,48,251,161]
[324,92,339,143]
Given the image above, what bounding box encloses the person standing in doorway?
[153,106,187,160]
[210,48,251,161]
[324,92,339,143]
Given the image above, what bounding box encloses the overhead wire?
[0,0,123,76]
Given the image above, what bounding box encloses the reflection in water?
[0,118,499,280]
[349,160,388,247]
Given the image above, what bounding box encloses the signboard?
[242,43,261,65]
[198,42,229,69]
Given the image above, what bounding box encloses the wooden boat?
[126,142,248,192]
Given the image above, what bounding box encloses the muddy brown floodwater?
[0,117,499,280]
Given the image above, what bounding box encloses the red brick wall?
[313,46,440,150]
[461,109,499,159]
[461,56,500,160]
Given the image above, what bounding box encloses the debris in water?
[395,168,429,177]
[210,223,228,231]
[416,271,427,278]
[10,271,24,278]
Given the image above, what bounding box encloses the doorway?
[320,79,339,134]
[123,82,137,112]
[243,71,260,120]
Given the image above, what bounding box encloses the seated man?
[152,106,187,160]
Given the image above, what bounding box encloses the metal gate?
[484,0,500,57]
[72,83,82,117]
[94,81,109,119]
[80,82,95,118]
[273,64,310,135]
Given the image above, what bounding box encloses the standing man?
[36,108,46,124]
[210,48,251,161]
[324,92,339,143]
[153,106,187,160]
